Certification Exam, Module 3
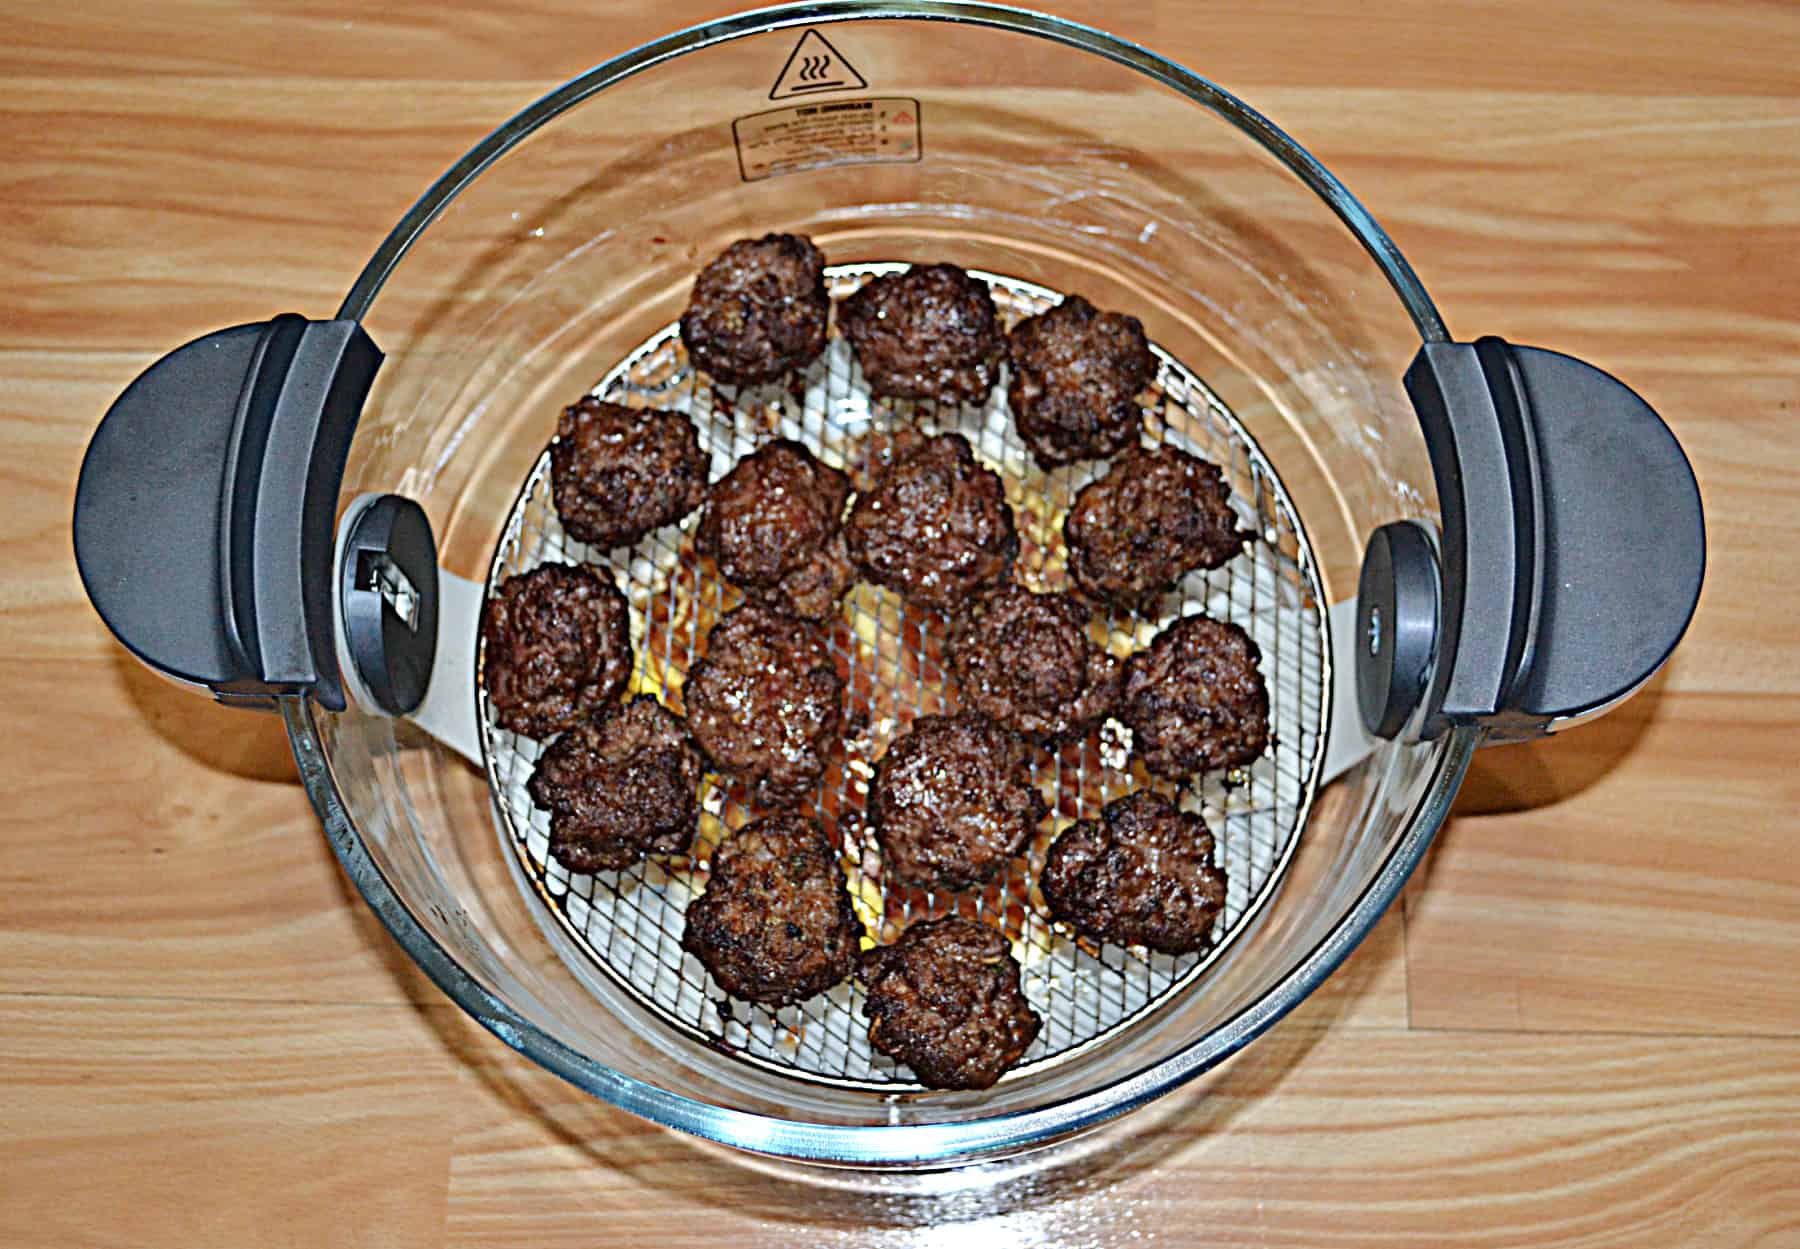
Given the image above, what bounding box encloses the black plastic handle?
[1358,337,1704,743]
[73,316,382,711]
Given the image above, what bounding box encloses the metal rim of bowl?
[299,0,1473,1166]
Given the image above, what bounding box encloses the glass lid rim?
[288,693,1477,1165]
[334,0,1449,345]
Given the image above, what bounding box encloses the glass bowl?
[288,1,1478,1166]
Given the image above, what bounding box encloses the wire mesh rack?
[478,265,1329,1091]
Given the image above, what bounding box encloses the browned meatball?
[679,233,830,386]
[682,814,862,1007]
[683,602,844,806]
[481,563,632,739]
[869,713,1047,891]
[695,439,853,620]
[1006,295,1155,468]
[844,433,1018,610]
[858,917,1041,1090]
[840,264,1003,404]
[1119,615,1269,779]
[948,583,1119,743]
[1065,444,1247,611]
[526,696,703,874]
[1040,790,1228,955]
[549,397,709,551]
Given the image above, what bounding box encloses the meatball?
[1066,444,1247,611]
[481,563,632,739]
[870,713,1047,891]
[678,233,830,387]
[1119,615,1269,779]
[845,433,1018,610]
[948,583,1119,742]
[858,917,1041,1090]
[1006,295,1156,468]
[840,263,1003,405]
[549,397,709,551]
[682,814,862,1007]
[525,696,703,874]
[695,439,853,620]
[1040,790,1229,955]
[682,602,844,806]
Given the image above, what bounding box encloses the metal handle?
[73,315,384,711]
[1358,337,1705,743]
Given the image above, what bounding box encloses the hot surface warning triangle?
[769,29,868,100]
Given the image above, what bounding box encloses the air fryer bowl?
[73,2,1703,1167]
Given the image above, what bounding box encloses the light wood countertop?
[4,3,1798,1245]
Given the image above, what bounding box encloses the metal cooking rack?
[477,266,1329,1092]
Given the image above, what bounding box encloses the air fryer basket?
[73,2,1702,1166]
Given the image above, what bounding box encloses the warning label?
[769,29,867,100]
[732,98,921,182]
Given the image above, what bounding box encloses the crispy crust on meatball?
[1006,295,1155,468]
[948,583,1119,742]
[858,917,1041,1090]
[870,713,1047,890]
[679,233,830,386]
[695,439,853,620]
[682,602,844,806]
[1065,444,1247,611]
[1119,615,1269,779]
[840,264,1004,405]
[844,433,1018,610]
[682,814,862,1006]
[549,397,708,550]
[481,563,632,739]
[526,696,703,873]
[1040,790,1228,955]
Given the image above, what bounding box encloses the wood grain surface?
[4,3,1798,1245]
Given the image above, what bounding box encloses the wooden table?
[5,3,1797,1244]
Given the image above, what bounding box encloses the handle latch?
[74,315,382,710]
[1358,338,1704,743]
